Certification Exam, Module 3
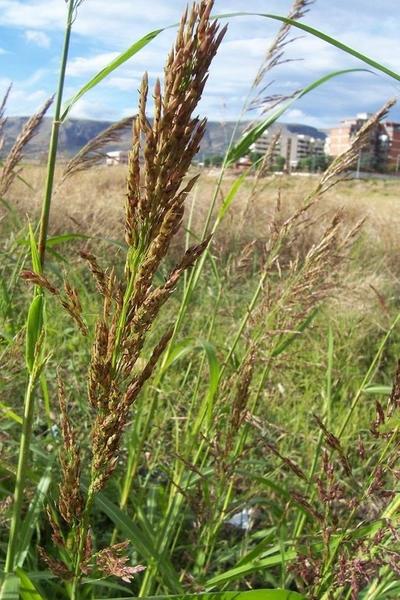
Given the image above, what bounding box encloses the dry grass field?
[2,1,400,598]
[10,165,400,309]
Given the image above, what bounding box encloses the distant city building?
[382,121,400,170]
[326,113,400,171]
[250,124,326,170]
[106,150,129,166]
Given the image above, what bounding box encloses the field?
[2,0,400,598]
[2,162,400,599]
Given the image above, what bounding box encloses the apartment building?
[383,121,400,169]
[251,124,326,170]
[326,113,400,171]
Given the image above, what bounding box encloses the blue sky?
[0,0,399,128]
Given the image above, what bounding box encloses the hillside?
[1,117,326,161]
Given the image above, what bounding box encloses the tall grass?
[1,0,400,599]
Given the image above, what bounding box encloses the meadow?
[2,163,400,599]
[1,1,400,599]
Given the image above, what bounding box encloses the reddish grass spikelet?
[389,359,400,413]
[265,442,308,482]
[21,270,87,335]
[57,376,84,525]
[96,541,145,583]
[0,96,53,197]
[38,547,73,580]
[314,414,352,476]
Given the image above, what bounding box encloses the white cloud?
[68,96,124,121]
[0,47,7,54]
[0,1,64,29]
[24,29,50,48]
[106,76,141,92]
[8,88,48,113]
[0,0,183,42]
[66,52,119,77]
[1,0,400,124]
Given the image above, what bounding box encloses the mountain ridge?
[1,116,326,160]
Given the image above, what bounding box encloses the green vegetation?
[1,1,400,599]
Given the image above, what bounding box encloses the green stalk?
[38,0,75,266]
[70,491,95,600]
[2,0,75,587]
[4,372,37,573]
[337,311,400,439]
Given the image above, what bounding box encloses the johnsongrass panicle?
[21,270,88,335]
[318,98,396,192]
[0,97,53,198]
[61,116,134,182]
[0,84,11,153]
[57,376,84,525]
[125,0,227,255]
[37,2,227,596]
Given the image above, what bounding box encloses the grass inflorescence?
[1,1,400,599]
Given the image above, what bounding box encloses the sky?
[0,0,400,129]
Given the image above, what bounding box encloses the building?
[382,121,400,170]
[250,123,326,171]
[326,113,400,171]
[106,150,129,166]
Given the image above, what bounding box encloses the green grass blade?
[0,402,22,425]
[25,295,44,374]
[27,224,41,276]
[0,574,20,600]
[363,385,392,394]
[216,12,400,82]
[94,492,183,593]
[61,28,165,121]
[15,568,44,600]
[162,337,220,404]
[16,465,53,568]
[206,549,298,587]
[227,68,367,163]
[217,171,248,220]
[271,308,319,358]
[95,592,305,600]
[62,10,400,127]
[162,337,220,431]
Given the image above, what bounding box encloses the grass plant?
[1,0,400,599]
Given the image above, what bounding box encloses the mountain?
[1,117,325,160]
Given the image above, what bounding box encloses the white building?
[106,150,129,166]
[251,124,326,170]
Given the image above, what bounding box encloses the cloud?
[106,76,141,92]
[8,88,49,113]
[1,0,400,124]
[0,1,64,29]
[69,96,123,120]
[66,52,119,77]
[24,29,50,48]
[0,48,7,54]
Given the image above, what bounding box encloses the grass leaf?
[206,549,298,587]
[94,491,183,593]
[109,590,305,599]
[61,29,165,121]
[216,12,400,83]
[15,568,44,600]
[25,294,43,373]
[227,69,367,163]
[16,465,53,568]
[0,573,20,600]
